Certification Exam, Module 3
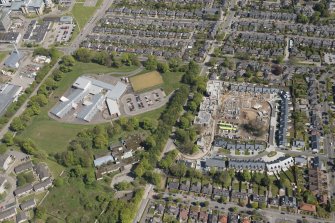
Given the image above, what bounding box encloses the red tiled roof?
[299,203,316,212]
[218,215,228,223]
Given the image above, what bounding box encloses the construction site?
[215,87,273,142]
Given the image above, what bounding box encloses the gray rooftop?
[14,161,33,174]
[19,199,36,210]
[77,93,105,122]
[0,208,16,221]
[4,50,22,68]
[33,177,52,191]
[0,84,22,116]
[106,82,127,100]
[206,158,226,168]
[93,154,114,167]
[14,184,33,196]
[16,211,27,223]
[50,88,87,118]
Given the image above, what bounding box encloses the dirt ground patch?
[130,71,163,92]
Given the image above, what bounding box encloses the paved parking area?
[84,0,97,6]
[121,89,167,116]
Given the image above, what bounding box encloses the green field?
[42,177,112,222]
[0,51,8,63]
[161,72,184,94]
[71,0,102,29]
[19,62,140,155]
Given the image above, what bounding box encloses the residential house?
[208,214,218,223]
[20,199,36,211]
[33,178,52,192]
[295,156,307,167]
[308,168,327,196]
[0,208,16,221]
[0,154,13,170]
[201,183,212,195]
[167,205,179,217]
[34,163,50,181]
[231,191,248,201]
[299,203,316,213]
[190,182,201,193]
[14,161,33,174]
[218,215,228,223]
[198,211,208,223]
[16,211,27,223]
[179,207,189,222]
[179,180,190,192]
[189,206,200,221]
[14,184,33,197]
[155,204,164,216]
[280,196,297,207]
[168,181,179,190]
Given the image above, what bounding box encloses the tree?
[33,47,50,57]
[121,53,131,66]
[169,163,187,177]
[144,136,156,149]
[144,55,158,70]
[271,64,283,76]
[35,207,46,219]
[74,48,92,63]
[134,163,145,178]
[297,14,309,24]
[10,117,25,132]
[2,132,14,146]
[179,117,190,129]
[242,170,251,182]
[61,55,75,66]
[128,117,139,130]
[252,172,263,185]
[29,94,48,107]
[157,62,169,73]
[84,170,95,185]
[130,54,141,66]
[92,51,108,65]
[114,181,132,191]
[144,171,161,186]
[261,175,270,187]
[112,58,122,68]
[168,58,181,72]
[140,118,156,132]
[93,134,108,150]
[251,202,259,209]
[175,129,188,144]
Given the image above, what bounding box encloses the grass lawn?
[232,182,239,191]
[71,0,102,29]
[37,158,65,177]
[161,72,184,95]
[218,148,230,154]
[42,177,112,222]
[240,182,247,191]
[134,105,165,121]
[0,51,8,63]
